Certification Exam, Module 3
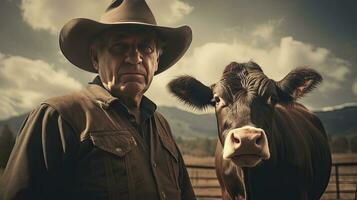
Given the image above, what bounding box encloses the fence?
[186,162,357,200]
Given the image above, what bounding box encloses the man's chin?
[119,82,146,94]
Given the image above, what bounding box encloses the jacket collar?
[87,76,157,115]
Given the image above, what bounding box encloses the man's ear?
[154,55,159,72]
[168,76,213,110]
[89,45,99,71]
[277,67,322,101]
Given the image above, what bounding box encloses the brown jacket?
[0,83,195,200]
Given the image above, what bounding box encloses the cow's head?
[168,61,322,167]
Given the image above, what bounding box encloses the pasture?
[184,154,357,200]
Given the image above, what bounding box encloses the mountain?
[158,106,217,138]
[0,113,28,137]
[0,104,356,138]
[314,103,357,136]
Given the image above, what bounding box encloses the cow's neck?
[242,168,254,200]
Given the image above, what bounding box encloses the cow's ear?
[168,76,214,109]
[277,67,322,101]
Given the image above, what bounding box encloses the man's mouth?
[121,73,145,76]
[119,73,146,84]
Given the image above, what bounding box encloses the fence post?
[335,164,340,199]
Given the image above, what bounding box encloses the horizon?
[1,101,356,122]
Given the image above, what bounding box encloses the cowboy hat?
[59,0,192,75]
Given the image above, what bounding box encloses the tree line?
[329,134,357,153]
[175,135,357,156]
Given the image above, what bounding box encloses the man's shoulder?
[42,89,89,106]
[42,87,93,112]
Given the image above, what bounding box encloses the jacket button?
[153,162,157,168]
[130,137,137,146]
[115,147,122,152]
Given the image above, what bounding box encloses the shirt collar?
[88,76,157,118]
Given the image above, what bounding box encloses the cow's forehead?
[212,71,247,92]
[210,75,244,104]
[212,69,274,100]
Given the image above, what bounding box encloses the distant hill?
[158,106,217,138]
[0,104,356,138]
[0,113,28,137]
[314,103,357,136]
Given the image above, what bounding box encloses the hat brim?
[59,18,192,75]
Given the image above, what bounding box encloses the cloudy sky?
[0,0,356,120]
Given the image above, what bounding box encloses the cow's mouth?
[230,154,263,167]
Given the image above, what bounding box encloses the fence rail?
[186,162,357,200]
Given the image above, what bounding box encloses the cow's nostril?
[255,136,262,145]
[232,135,240,144]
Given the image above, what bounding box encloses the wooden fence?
[186,162,357,200]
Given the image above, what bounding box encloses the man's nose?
[125,47,143,64]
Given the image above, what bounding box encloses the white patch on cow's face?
[222,125,270,167]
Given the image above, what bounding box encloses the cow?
[168,61,332,200]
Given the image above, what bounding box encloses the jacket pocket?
[90,130,135,157]
[87,130,135,199]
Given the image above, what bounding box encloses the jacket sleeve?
[0,104,79,200]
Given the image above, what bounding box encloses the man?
[0,0,195,199]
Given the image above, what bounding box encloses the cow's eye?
[267,95,278,105]
[214,96,221,105]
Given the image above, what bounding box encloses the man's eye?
[110,43,128,53]
[139,44,154,54]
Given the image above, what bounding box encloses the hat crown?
[100,0,157,25]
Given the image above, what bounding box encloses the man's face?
[91,29,159,98]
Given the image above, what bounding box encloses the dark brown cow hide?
[168,61,331,200]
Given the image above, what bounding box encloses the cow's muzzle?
[222,125,270,167]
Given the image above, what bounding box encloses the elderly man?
[0,0,195,199]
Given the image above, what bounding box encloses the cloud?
[20,0,193,34]
[20,0,111,34]
[146,21,351,108]
[251,19,283,41]
[0,53,82,120]
[147,0,193,25]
